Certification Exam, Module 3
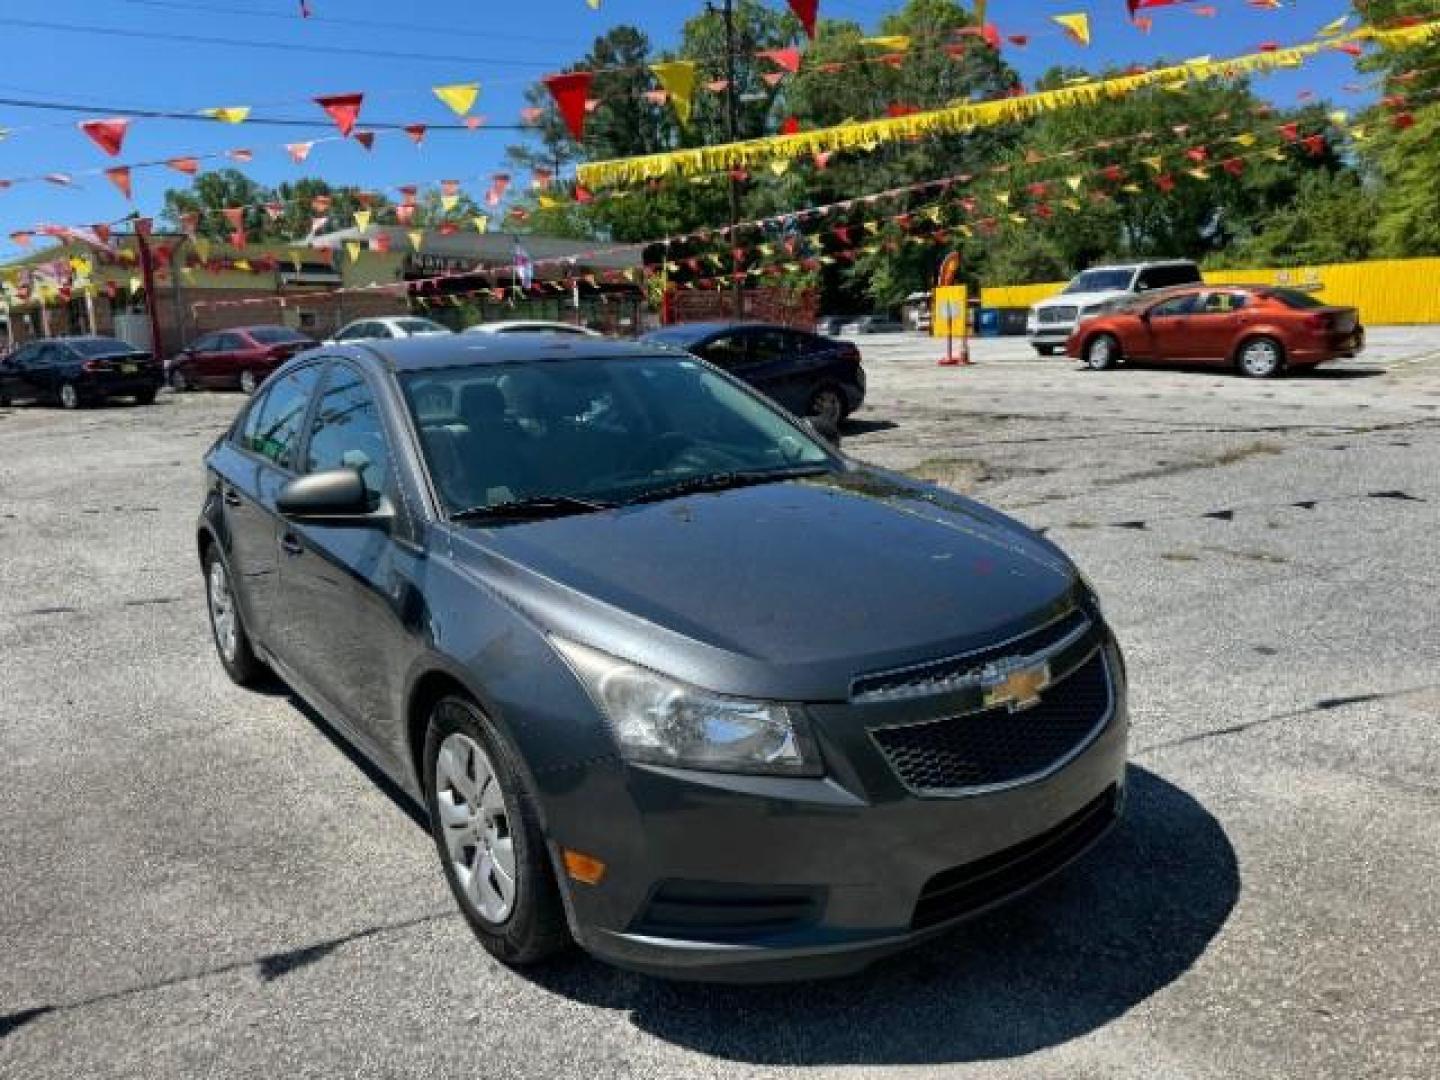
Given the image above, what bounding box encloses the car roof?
[644,321,786,339]
[337,333,684,373]
[468,320,593,332]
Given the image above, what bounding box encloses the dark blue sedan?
[642,321,865,427]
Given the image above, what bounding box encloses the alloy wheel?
[60,383,80,409]
[810,388,844,426]
[435,733,518,925]
[1240,339,1281,378]
[169,369,189,392]
[1086,336,1114,370]
[239,370,258,395]
[207,559,238,663]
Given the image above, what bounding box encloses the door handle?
[222,487,242,507]
[279,533,304,556]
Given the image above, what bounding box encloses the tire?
[1034,344,1057,357]
[169,369,190,392]
[1236,336,1284,379]
[424,696,570,967]
[1084,333,1120,371]
[807,385,846,427]
[134,387,158,406]
[239,369,258,395]
[203,544,265,687]
[59,382,82,410]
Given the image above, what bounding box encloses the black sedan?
[641,321,865,426]
[198,335,1125,981]
[0,336,162,408]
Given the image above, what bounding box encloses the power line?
[0,95,527,131]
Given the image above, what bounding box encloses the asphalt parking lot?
[2,330,1437,1079]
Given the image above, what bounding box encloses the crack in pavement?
[0,909,457,1041]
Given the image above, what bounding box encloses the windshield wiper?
[624,465,832,506]
[450,494,616,522]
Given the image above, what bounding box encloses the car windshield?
[69,337,136,356]
[1267,288,1326,310]
[398,319,451,335]
[1063,269,1134,294]
[248,327,310,345]
[401,355,833,517]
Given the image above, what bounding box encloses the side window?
[1139,265,1201,291]
[700,334,749,370]
[191,334,219,353]
[241,364,322,469]
[1150,294,1199,318]
[750,330,796,363]
[35,344,62,367]
[305,364,392,507]
[239,385,273,449]
[1200,291,1247,314]
[8,345,37,368]
[216,333,246,351]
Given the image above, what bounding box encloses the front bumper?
[541,636,1129,982]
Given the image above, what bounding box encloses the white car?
[328,317,453,345]
[464,320,601,337]
[1026,261,1201,356]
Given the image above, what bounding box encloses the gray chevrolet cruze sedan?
[199,334,1127,981]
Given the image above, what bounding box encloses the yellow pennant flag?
[586,0,600,8]
[769,158,790,175]
[862,221,880,234]
[1265,147,1287,161]
[861,35,911,50]
[1053,13,1090,46]
[1065,174,1084,191]
[440,194,459,212]
[1186,167,1210,180]
[233,259,252,272]
[1121,183,1142,194]
[994,191,1011,206]
[1230,132,1257,147]
[345,241,361,262]
[650,61,697,125]
[128,275,143,294]
[1317,15,1349,37]
[408,230,424,251]
[1349,125,1368,141]
[923,207,942,223]
[204,106,251,124]
[354,210,372,232]
[433,83,481,116]
[1062,198,1082,211]
[539,195,560,209]
[1141,155,1164,172]
[473,215,490,234]
[194,238,211,262]
[1328,110,1348,125]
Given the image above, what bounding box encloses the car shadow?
[519,765,1237,1067]
[841,418,899,436]
[1286,366,1386,380]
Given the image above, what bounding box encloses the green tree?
[1214,170,1377,266]
[162,169,270,242]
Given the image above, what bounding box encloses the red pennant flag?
[315,92,364,137]
[1221,157,1245,176]
[982,23,1001,50]
[354,131,376,150]
[1393,111,1416,130]
[394,204,416,226]
[404,123,426,145]
[1302,134,1326,156]
[760,48,802,74]
[105,166,133,200]
[229,229,247,251]
[1277,121,1300,141]
[1007,34,1029,47]
[1334,41,1363,57]
[813,150,833,170]
[1155,174,1176,192]
[370,233,391,253]
[265,202,285,220]
[1185,146,1209,163]
[227,149,254,163]
[167,157,200,176]
[786,0,817,39]
[286,141,314,163]
[780,116,802,135]
[79,118,131,157]
[542,71,593,140]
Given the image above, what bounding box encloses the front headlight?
[552,638,822,776]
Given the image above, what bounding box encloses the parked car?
[329,317,453,345]
[641,321,864,425]
[841,315,906,335]
[0,336,162,408]
[169,326,315,393]
[198,335,1126,981]
[465,320,601,337]
[1066,284,1365,377]
[814,316,845,336]
[1027,260,1202,356]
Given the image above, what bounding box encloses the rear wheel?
[203,545,264,687]
[168,368,191,392]
[1084,333,1120,371]
[425,697,570,966]
[1237,336,1284,378]
[239,369,258,395]
[1034,344,1057,357]
[59,382,81,410]
[807,385,846,427]
[134,387,157,406]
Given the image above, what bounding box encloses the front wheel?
[168,368,191,392]
[807,385,846,427]
[59,382,82,410]
[238,369,258,395]
[1237,336,1284,378]
[1084,333,1120,371]
[425,698,570,967]
[134,387,158,406]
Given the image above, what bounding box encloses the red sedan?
[168,325,315,393]
[1066,285,1364,378]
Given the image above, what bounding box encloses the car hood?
[447,467,1082,701]
[1034,290,1129,311]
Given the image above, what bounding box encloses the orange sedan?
[1065,285,1365,378]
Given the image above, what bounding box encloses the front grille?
[852,608,1089,701]
[1037,305,1078,325]
[631,881,823,941]
[871,650,1110,794]
[911,785,1118,929]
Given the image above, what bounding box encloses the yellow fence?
[981,257,1440,325]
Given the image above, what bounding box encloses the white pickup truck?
[1026,260,1202,356]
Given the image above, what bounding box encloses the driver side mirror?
[277,468,388,526]
[803,416,842,448]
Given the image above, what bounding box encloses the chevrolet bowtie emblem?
[981,661,1051,712]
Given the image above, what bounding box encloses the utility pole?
[132,223,166,359]
[721,0,744,319]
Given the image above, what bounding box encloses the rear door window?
[749,329,796,365]
[1200,291,1248,314]
[240,364,323,469]
[1149,293,1200,318]
[1137,264,1202,291]
[304,364,392,507]
[699,333,750,371]
[191,333,220,353]
[216,332,247,352]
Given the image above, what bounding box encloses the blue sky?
[0,0,1361,256]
